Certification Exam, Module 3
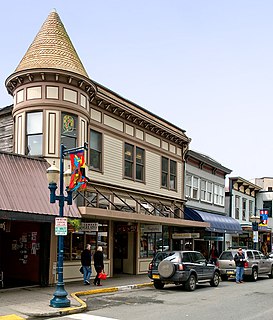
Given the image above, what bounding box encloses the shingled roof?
[0,151,80,218]
[15,10,88,78]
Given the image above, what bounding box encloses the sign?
[55,217,67,235]
[203,236,224,241]
[253,230,259,243]
[259,210,268,227]
[143,225,162,233]
[172,233,200,239]
[117,225,137,233]
[80,222,99,232]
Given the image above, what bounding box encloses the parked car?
[218,249,273,281]
[148,251,220,291]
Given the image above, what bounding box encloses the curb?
[25,282,153,318]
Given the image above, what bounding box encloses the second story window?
[124,143,145,182]
[161,157,177,190]
[242,198,246,221]
[200,180,213,203]
[90,130,102,171]
[26,111,43,155]
[249,200,254,219]
[235,195,240,219]
[214,184,224,206]
[61,113,77,149]
[185,174,199,199]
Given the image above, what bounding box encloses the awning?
[185,207,242,234]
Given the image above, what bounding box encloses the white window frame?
[214,184,224,206]
[200,179,213,203]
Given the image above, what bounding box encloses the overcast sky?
[1,1,273,181]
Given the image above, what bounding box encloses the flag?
[68,150,87,192]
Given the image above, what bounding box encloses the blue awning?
[185,207,242,234]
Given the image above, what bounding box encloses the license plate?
[227,270,235,275]
[152,274,160,279]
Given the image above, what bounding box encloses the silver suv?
[218,249,273,281]
[148,251,220,291]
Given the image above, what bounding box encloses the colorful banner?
[259,209,268,227]
[68,150,87,192]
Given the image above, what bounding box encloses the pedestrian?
[234,247,245,284]
[261,242,268,256]
[93,246,104,286]
[81,244,92,285]
[209,244,219,265]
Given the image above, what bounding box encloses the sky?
[0,1,273,181]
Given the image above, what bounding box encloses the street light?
[250,212,260,250]
[47,143,86,308]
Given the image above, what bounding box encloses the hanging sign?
[80,222,99,232]
[68,150,87,192]
[55,217,68,235]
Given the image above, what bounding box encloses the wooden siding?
[88,134,182,198]
[0,112,13,152]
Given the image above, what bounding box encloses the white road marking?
[66,314,118,320]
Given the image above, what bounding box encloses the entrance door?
[113,223,136,274]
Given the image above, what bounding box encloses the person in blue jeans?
[234,248,245,284]
[81,244,92,285]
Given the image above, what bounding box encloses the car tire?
[185,274,196,291]
[210,272,220,287]
[220,274,228,281]
[158,260,175,278]
[153,280,164,289]
[251,268,258,281]
[269,267,273,279]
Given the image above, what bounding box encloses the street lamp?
[250,212,260,250]
[47,142,87,308]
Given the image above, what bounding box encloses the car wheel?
[269,267,273,279]
[221,274,228,281]
[185,274,196,291]
[153,280,165,289]
[158,260,175,278]
[210,272,220,287]
[251,268,258,281]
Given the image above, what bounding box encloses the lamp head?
[46,161,60,185]
[250,214,260,223]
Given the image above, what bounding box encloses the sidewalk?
[0,274,152,319]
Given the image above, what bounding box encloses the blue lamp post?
[47,143,86,308]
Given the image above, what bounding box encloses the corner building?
[3,10,208,284]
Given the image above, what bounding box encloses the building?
[0,10,209,287]
[183,150,241,256]
[225,177,262,249]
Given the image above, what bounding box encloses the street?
[48,276,273,320]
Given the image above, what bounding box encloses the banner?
[259,209,268,227]
[68,150,87,192]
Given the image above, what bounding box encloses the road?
[48,276,273,320]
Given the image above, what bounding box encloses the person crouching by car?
[93,246,104,286]
[234,247,245,284]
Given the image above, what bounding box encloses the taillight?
[178,263,184,271]
[149,262,153,270]
[244,261,249,268]
[215,260,220,267]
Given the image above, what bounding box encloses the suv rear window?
[219,251,234,260]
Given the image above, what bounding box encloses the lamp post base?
[50,283,70,308]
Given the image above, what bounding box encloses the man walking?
[234,247,245,284]
[81,244,92,285]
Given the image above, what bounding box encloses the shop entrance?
[113,223,136,274]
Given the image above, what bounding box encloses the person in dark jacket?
[234,247,245,284]
[93,246,104,286]
[209,244,219,265]
[81,244,92,285]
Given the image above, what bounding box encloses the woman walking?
[93,246,104,286]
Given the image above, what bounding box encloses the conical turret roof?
[15,10,88,78]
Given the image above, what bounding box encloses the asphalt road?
[48,276,273,320]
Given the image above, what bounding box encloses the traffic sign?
[55,217,68,235]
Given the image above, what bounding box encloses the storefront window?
[139,225,169,258]
[64,222,109,260]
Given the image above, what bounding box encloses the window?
[124,143,145,182]
[249,200,253,218]
[46,86,58,99]
[90,130,102,171]
[26,112,43,155]
[61,113,77,149]
[235,195,240,219]
[63,221,109,261]
[161,157,177,190]
[63,88,77,103]
[242,198,246,221]
[185,174,199,199]
[214,184,224,206]
[27,86,42,100]
[200,180,213,203]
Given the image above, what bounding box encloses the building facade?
[183,150,241,257]
[0,10,209,287]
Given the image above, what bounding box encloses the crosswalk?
[50,315,118,320]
